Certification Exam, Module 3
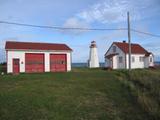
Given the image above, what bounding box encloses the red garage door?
[25,53,44,73]
[50,54,67,72]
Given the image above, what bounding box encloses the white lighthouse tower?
[88,41,99,68]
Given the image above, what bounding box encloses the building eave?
[5,49,72,52]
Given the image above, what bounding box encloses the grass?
[0,68,158,120]
[115,69,160,120]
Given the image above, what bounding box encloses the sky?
[0,0,160,63]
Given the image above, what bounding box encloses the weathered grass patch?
[116,69,160,120]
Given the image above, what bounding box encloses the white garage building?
[5,41,72,74]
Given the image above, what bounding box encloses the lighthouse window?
[113,46,116,52]
[150,57,152,62]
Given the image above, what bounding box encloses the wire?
[0,21,127,31]
[131,29,160,38]
[0,20,160,37]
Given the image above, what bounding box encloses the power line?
[131,29,160,37]
[0,20,160,37]
[0,21,127,31]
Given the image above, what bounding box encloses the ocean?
[72,63,105,68]
[72,62,160,68]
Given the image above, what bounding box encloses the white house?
[104,41,154,69]
[5,41,72,74]
[88,41,99,68]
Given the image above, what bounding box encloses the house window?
[119,56,123,63]
[132,56,135,63]
[113,46,116,52]
[139,56,144,62]
[150,57,152,62]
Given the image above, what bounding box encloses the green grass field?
[0,68,159,120]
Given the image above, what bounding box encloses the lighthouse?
[88,41,99,68]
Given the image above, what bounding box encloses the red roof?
[5,41,72,51]
[113,42,148,54]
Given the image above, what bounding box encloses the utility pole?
[127,12,131,72]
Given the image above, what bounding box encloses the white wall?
[105,44,125,69]
[149,54,154,67]
[112,56,117,69]
[89,47,99,68]
[126,54,152,69]
[144,54,154,68]
[7,51,25,73]
[45,53,50,72]
[7,50,72,73]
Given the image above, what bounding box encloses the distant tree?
[0,62,6,65]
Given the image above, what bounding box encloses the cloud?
[98,30,127,41]
[61,17,90,35]
[77,0,160,23]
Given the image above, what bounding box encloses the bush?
[0,64,7,73]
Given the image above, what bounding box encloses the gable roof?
[5,41,72,51]
[113,42,148,54]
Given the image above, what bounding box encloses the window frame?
[150,57,152,62]
[139,56,144,62]
[119,56,123,63]
[113,46,116,53]
[132,56,135,63]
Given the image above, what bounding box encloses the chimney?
[123,40,126,43]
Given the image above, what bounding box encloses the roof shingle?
[114,42,148,54]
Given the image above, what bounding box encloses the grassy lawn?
[0,68,157,120]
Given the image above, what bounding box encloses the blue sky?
[0,0,160,63]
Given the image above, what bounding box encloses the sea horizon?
[72,61,160,67]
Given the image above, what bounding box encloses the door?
[25,53,44,73]
[13,59,20,74]
[50,54,67,72]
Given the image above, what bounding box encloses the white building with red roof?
[104,41,154,69]
[5,41,72,74]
